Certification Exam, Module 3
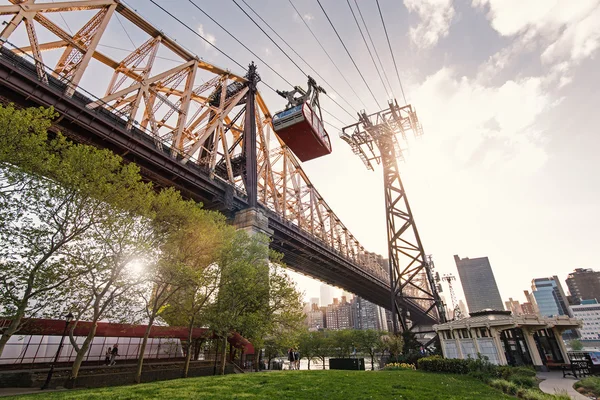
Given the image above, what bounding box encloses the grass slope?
[7,370,513,400]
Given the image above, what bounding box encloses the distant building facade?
[306,303,324,331]
[454,255,504,313]
[505,298,523,315]
[566,269,600,303]
[571,300,600,341]
[531,277,571,318]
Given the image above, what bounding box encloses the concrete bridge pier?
[233,207,274,238]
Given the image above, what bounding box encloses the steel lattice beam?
[342,101,446,332]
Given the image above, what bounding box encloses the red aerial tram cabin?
[273,76,332,162]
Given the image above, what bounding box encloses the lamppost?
[41,312,74,390]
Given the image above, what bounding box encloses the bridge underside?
[0,47,437,328]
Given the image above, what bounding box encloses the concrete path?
[537,371,591,399]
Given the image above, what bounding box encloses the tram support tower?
[341,100,446,333]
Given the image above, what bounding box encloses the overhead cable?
[345,0,391,100]
[375,0,407,105]
[233,0,356,120]
[186,0,296,89]
[287,0,368,111]
[353,0,395,100]
[316,0,382,110]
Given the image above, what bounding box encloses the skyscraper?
[531,276,571,317]
[566,268,600,303]
[454,255,504,313]
[320,283,334,307]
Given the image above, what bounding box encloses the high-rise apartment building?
[531,276,571,317]
[306,303,324,331]
[505,298,523,315]
[454,255,504,313]
[570,300,600,341]
[566,269,600,303]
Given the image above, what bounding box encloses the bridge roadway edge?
[0,51,402,314]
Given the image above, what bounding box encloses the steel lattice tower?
[341,100,446,333]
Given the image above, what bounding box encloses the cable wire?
[148,0,247,73]
[376,0,407,105]
[316,0,382,110]
[187,0,295,89]
[233,0,356,119]
[345,0,390,100]
[287,0,368,111]
[354,0,395,100]
[116,13,137,49]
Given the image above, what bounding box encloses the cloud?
[404,0,455,49]
[304,13,314,22]
[197,24,216,49]
[473,0,600,67]
[411,67,551,173]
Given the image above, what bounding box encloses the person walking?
[294,350,300,370]
[109,343,119,366]
[287,348,295,370]
[104,346,112,365]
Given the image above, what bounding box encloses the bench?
[561,360,591,379]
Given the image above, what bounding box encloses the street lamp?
[41,312,74,390]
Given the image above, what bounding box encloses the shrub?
[509,374,536,388]
[417,356,471,374]
[511,366,537,378]
[489,379,518,395]
[383,362,416,371]
[574,376,600,397]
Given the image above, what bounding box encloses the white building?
[571,302,600,341]
[434,310,581,368]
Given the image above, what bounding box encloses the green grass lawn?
[6,370,514,400]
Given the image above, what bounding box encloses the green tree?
[298,330,322,370]
[133,190,228,383]
[312,330,334,369]
[0,105,152,356]
[205,231,270,375]
[569,339,584,351]
[65,212,156,382]
[355,329,385,370]
[330,329,357,358]
[381,334,404,362]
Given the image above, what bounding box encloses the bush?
[574,376,600,397]
[509,374,536,388]
[383,362,416,371]
[417,356,471,374]
[511,366,537,378]
[489,379,519,395]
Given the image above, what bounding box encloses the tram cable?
[353,0,395,100]
[375,0,407,105]
[186,0,296,89]
[287,0,368,111]
[345,0,391,99]
[232,0,357,120]
[315,0,383,110]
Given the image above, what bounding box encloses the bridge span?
[0,0,440,328]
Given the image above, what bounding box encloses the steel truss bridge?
[0,0,441,329]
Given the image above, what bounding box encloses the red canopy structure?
[0,318,250,350]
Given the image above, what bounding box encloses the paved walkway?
[537,371,590,399]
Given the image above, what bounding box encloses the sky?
[2,0,599,308]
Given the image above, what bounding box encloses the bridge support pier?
[233,207,273,238]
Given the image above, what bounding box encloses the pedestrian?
[288,348,295,370]
[294,350,300,370]
[109,343,119,366]
[104,346,112,365]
